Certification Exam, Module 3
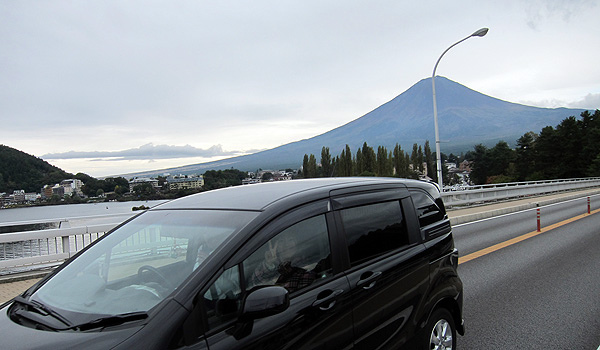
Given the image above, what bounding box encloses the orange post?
[588,196,591,214]
[536,205,541,232]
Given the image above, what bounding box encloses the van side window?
[340,201,408,266]
[203,266,242,331]
[243,214,332,294]
[410,190,445,228]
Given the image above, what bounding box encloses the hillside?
[0,145,72,193]
[119,77,587,178]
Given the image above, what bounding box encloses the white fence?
[441,177,600,207]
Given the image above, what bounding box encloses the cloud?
[568,93,600,109]
[525,0,597,29]
[42,143,240,160]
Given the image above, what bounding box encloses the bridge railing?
[0,222,119,272]
[441,177,600,207]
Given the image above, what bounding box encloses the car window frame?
[408,188,451,240]
[198,199,338,337]
[329,187,421,272]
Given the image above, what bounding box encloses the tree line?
[468,110,600,184]
[300,141,440,181]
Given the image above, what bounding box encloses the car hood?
[0,303,143,350]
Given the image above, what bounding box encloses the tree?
[302,154,309,178]
[469,144,490,185]
[133,183,154,196]
[410,143,419,172]
[393,143,409,177]
[424,141,434,180]
[417,145,424,172]
[355,148,363,175]
[556,116,584,177]
[203,169,247,190]
[535,126,560,179]
[320,147,332,177]
[307,154,318,178]
[376,146,392,176]
[343,145,353,176]
[114,185,128,196]
[360,143,375,175]
[580,110,600,176]
[515,131,537,181]
[489,141,515,179]
[588,153,600,176]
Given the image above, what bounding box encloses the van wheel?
[424,308,456,350]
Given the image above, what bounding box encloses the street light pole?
[432,27,488,190]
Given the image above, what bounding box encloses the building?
[24,193,39,202]
[52,184,65,197]
[129,178,160,193]
[12,190,25,203]
[60,179,84,197]
[167,176,204,191]
[41,185,53,199]
[459,160,472,172]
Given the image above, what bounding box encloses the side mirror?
[232,286,289,340]
[242,286,289,320]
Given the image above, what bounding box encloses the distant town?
[0,159,472,208]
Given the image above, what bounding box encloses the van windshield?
[29,209,258,326]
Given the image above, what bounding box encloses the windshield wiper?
[71,311,148,331]
[12,295,73,328]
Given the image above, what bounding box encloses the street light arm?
[432,28,488,78]
[432,35,471,78]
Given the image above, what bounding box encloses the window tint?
[243,215,332,294]
[410,190,445,227]
[340,201,408,266]
[204,266,242,331]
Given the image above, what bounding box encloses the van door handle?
[312,289,344,311]
[356,271,382,290]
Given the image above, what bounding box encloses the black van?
[0,178,463,349]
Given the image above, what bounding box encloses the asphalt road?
[454,197,600,349]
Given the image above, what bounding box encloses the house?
[167,176,204,191]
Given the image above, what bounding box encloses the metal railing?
[0,222,119,273]
[441,177,600,207]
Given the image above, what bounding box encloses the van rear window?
[340,201,408,266]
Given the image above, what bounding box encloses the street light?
[432,27,488,190]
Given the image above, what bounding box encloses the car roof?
[153,177,438,211]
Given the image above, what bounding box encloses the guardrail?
[441,177,600,207]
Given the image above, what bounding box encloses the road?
[454,196,600,349]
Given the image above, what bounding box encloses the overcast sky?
[2,0,599,177]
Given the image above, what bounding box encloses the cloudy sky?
[2,0,599,177]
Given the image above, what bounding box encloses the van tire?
[422,308,456,350]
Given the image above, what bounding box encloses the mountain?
[0,145,73,193]
[121,77,588,178]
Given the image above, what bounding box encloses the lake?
[0,200,169,228]
[0,200,170,274]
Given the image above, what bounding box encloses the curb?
[0,270,51,284]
